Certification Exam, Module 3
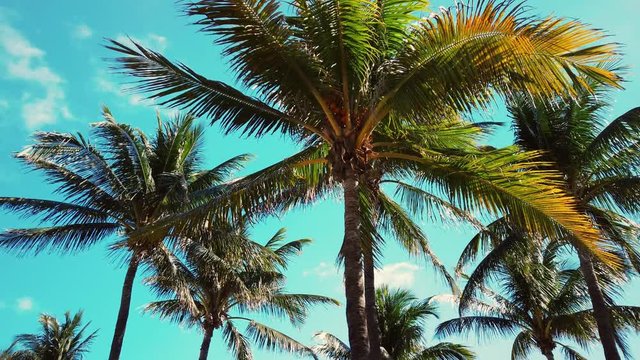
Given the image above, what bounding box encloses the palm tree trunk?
[108,255,140,360]
[364,247,382,360]
[577,250,621,360]
[199,324,214,360]
[342,176,370,360]
[541,348,555,360]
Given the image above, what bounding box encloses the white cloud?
[16,297,33,311]
[73,24,93,39]
[94,72,154,107]
[375,262,420,288]
[115,33,168,52]
[304,261,339,278]
[0,21,72,128]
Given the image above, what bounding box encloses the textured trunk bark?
[199,324,214,360]
[578,250,621,360]
[364,248,382,360]
[342,177,370,360]
[108,255,139,360]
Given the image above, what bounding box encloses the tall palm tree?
[0,110,251,360]
[438,241,640,360]
[1,311,97,360]
[144,223,338,360]
[455,89,640,359]
[314,286,474,360]
[107,1,623,357]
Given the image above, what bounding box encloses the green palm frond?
[510,331,536,360]
[379,0,621,125]
[93,108,154,193]
[0,223,120,255]
[3,311,97,360]
[185,0,333,130]
[390,180,484,229]
[251,293,339,326]
[0,198,114,226]
[15,151,124,214]
[584,108,640,172]
[105,39,317,140]
[245,321,318,359]
[435,316,520,341]
[397,147,615,266]
[312,332,350,360]
[189,154,253,191]
[375,190,460,294]
[414,342,475,360]
[556,342,588,360]
[223,320,253,360]
[144,299,201,329]
[455,217,511,276]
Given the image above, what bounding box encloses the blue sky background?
[0,1,639,359]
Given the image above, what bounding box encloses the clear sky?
[0,1,639,359]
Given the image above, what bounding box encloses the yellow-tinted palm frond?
[375,147,618,268]
[362,0,622,139]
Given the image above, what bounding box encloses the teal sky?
[1,1,639,359]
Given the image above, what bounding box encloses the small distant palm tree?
[438,241,640,360]
[0,110,251,360]
[1,311,97,360]
[315,286,474,360]
[145,223,338,360]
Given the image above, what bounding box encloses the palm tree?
[315,286,474,360]
[107,1,623,357]
[1,311,97,360]
[0,110,252,360]
[439,241,640,360]
[455,89,640,359]
[144,222,338,360]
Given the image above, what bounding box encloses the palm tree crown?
[145,222,338,360]
[315,286,475,360]
[439,240,640,360]
[455,89,640,359]
[1,311,97,360]
[0,109,251,360]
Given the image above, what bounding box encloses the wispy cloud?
[304,261,339,278]
[375,262,420,288]
[16,297,34,311]
[94,70,154,107]
[0,17,72,128]
[73,24,93,39]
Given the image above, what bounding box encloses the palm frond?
[245,321,318,359]
[375,0,621,131]
[223,320,253,360]
[510,330,535,360]
[434,316,520,341]
[376,190,461,294]
[312,332,350,360]
[0,223,120,255]
[414,342,475,360]
[0,198,114,226]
